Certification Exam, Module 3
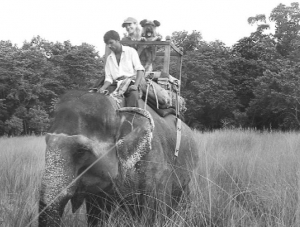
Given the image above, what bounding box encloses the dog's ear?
[153,20,161,27]
[140,19,147,27]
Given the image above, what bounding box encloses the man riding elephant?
[97,30,145,108]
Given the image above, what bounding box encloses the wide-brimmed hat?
[122,17,137,27]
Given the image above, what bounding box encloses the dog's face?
[140,20,160,38]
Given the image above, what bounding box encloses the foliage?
[172,2,300,130]
[270,2,300,56]
[181,41,238,129]
[4,116,23,136]
[243,2,300,129]
[27,107,50,134]
[248,60,300,129]
[0,37,104,136]
[171,30,203,54]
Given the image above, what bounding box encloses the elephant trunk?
[38,198,69,227]
[39,147,77,227]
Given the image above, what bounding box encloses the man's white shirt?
[105,45,144,84]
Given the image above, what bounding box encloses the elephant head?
[39,132,120,226]
[38,92,155,226]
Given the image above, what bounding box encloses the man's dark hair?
[103,30,120,44]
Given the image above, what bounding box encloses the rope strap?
[144,79,159,110]
[118,107,155,130]
[174,118,182,157]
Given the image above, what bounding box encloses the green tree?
[181,41,238,129]
[27,106,50,134]
[171,30,202,54]
[0,100,8,135]
[4,116,23,136]
[248,60,300,129]
[0,37,104,136]
[240,2,300,129]
[270,2,300,56]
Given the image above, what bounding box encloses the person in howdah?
[121,17,142,43]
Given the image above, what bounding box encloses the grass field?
[1,129,300,226]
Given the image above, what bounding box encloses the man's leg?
[125,90,142,108]
[89,76,105,92]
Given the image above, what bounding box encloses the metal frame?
[104,40,183,77]
[120,40,183,76]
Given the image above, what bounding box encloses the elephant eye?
[76,149,85,154]
[76,144,91,154]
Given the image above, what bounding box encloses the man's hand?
[128,85,138,91]
[89,88,98,93]
[99,88,109,95]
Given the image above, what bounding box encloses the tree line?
[0,37,104,135]
[176,2,300,130]
[0,2,299,135]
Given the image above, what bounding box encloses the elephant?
[38,90,199,226]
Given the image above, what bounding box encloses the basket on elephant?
[140,72,186,114]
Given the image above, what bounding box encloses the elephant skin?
[38,90,199,226]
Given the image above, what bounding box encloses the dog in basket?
[138,19,162,72]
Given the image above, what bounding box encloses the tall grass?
[1,130,300,226]
[0,136,45,227]
[0,136,86,227]
[191,129,300,226]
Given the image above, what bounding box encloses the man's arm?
[99,58,113,93]
[99,81,112,93]
[130,48,145,90]
[127,69,144,91]
[134,70,143,86]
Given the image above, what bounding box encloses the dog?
[138,19,162,72]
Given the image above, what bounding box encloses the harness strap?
[174,86,181,157]
[174,118,182,157]
[144,81,150,109]
[152,81,159,109]
[169,85,173,107]
[144,79,159,110]
[117,107,155,131]
[175,90,178,118]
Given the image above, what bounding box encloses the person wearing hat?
[100,30,145,108]
[121,17,142,42]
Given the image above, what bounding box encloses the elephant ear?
[116,107,154,171]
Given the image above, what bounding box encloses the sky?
[0,0,297,56]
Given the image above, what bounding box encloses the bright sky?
[0,0,296,56]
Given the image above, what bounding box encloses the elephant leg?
[124,90,140,108]
[141,182,173,225]
[171,179,192,212]
[119,191,142,217]
[85,193,113,227]
[162,183,174,217]
[171,185,185,207]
